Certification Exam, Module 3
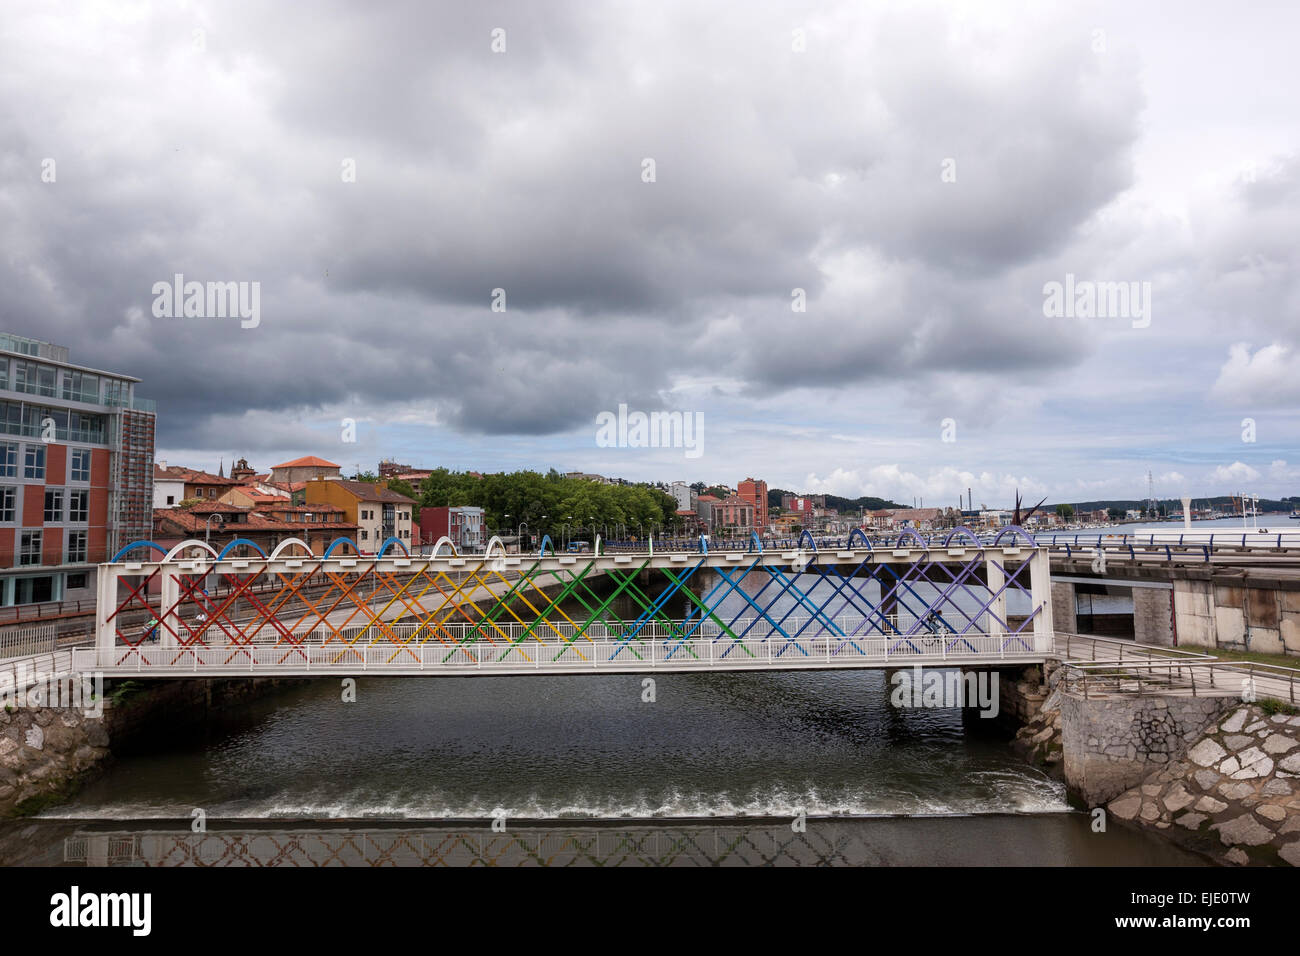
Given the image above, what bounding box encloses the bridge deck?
[71,630,1051,677]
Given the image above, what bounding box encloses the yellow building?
[305,478,415,552]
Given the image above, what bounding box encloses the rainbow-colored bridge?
[76,528,1055,677]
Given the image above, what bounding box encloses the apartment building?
[304,478,415,552]
[0,333,155,608]
[737,477,768,532]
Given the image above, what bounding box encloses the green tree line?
[384,468,679,543]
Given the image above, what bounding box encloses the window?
[14,361,56,397]
[44,488,63,522]
[0,358,7,390]
[23,445,44,479]
[68,489,88,522]
[360,528,368,540]
[166,494,175,505]
[66,572,88,590]
[19,530,42,566]
[70,448,91,482]
[61,371,99,403]
[0,443,15,478]
[0,487,13,522]
[67,530,87,563]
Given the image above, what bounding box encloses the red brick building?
[737,477,768,532]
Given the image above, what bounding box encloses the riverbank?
[1,677,305,818]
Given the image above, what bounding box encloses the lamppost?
[518,521,528,554]
[205,512,224,548]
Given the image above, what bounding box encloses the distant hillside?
[767,488,905,512]
[1063,495,1295,513]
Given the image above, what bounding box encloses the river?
[1,562,1210,866]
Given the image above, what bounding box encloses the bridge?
[70,528,1055,677]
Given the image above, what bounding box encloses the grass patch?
[1257,697,1300,716]
[1186,646,1300,671]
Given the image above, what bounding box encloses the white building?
[152,461,185,508]
[670,481,691,512]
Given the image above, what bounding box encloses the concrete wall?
[1173,577,1300,657]
[1051,582,1075,633]
[1061,690,1233,805]
[1133,586,1174,646]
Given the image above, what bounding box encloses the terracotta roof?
[154,506,357,534]
[153,465,242,486]
[270,455,340,469]
[259,480,306,493]
[317,479,416,504]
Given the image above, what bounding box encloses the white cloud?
[1208,461,1261,485]
[1210,343,1300,407]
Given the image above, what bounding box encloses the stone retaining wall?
[1105,703,1300,866]
[1061,691,1232,806]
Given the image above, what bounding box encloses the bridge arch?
[428,536,458,558]
[112,540,170,562]
[747,532,763,553]
[377,536,410,557]
[322,537,361,559]
[217,538,268,560]
[943,526,981,548]
[847,528,872,550]
[993,525,1037,547]
[537,535,554,556]
[269,538,314,560]
[160,540,219,563]
[483,535,508,562]
[895,528,927,549]
[796,529,817,552]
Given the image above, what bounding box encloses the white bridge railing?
[72,628,1051,676]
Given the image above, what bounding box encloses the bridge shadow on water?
[0,815,1208,867]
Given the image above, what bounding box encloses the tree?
[1055,504,1074,520]
[1107,507,1125,521]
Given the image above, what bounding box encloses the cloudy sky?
[2,1,1297,507]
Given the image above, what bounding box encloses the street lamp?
[518,521,528,553]
[205,512,225,548]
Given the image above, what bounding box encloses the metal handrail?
[1064,656,1300,704]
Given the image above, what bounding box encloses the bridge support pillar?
[160,568,181,650]
[1030,549,1054,647]
[95,564,118,651]
[985,559,1005,637]
[1131,586,1174,646]
[1051,581,1076,634]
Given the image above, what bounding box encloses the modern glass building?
[0,333,155,609]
